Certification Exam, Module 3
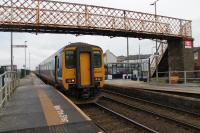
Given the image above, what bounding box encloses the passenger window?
[65,51,75,68]
[57,58,59,68]
[94,51,101,68]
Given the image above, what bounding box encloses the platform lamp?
[150,0,160,81]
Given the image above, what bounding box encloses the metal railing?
[150,41,168,77]
[0,71,19,109]
[154,70,200,86]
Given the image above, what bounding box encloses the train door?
[80,52,91,86]
[55,56,58,82]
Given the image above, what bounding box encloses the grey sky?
[0,0,199,70]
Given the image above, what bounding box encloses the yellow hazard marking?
[36,87,63,126]
[56,90,91,121]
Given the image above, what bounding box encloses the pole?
[24,41,27,76]
[155,2,159,81]
[11,32,13,71]
[29,52,30,70]
[126,37,130,79]
[127,37,129,63]
[10,0,13,71]
[127,37,129,76]
[148,58,151,83]
[139,44,141,80]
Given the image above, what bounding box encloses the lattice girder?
[0,0,192,39]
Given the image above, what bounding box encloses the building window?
[194,52,198,60]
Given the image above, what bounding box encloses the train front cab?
[62,45,104,97]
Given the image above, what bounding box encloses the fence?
[0,71,19,109]
[155,70,200,85]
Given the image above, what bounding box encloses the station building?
[104,49,151,80]
[194,47,200,70]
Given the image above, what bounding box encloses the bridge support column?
[167,39,194,72]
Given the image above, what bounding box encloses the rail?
[0,0,192,39]
[0,71,19,109]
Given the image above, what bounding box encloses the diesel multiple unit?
[36,42,104,97]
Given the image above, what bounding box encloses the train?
[36,42,105,98]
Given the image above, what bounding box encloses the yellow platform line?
[36,87,63,126]
[55,90,91,121]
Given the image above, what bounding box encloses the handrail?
[150,41,168,77]
[0,71,19,109]
[156,70,200,85]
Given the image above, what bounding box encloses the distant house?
[194,47,200,70]
[104,50,117,64]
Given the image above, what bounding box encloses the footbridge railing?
[0,71,19,109]
[0,0,192,39]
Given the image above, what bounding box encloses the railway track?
[100,90,200,132]
[78,103,158,133]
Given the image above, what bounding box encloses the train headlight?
[95,77,102,81]
[66,79,75,83]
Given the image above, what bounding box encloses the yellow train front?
[36,43,104,98]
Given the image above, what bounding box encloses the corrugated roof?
[117,54,151,61]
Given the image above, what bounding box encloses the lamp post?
[150,0,159,81]
[13,43,28,76]
[24,41,27,76]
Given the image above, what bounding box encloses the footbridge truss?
[0,0,192,39]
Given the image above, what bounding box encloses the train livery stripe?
[36,87,63,126]
[55,90,91,121]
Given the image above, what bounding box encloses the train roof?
[65,42,102,49]
[38,42,102,66]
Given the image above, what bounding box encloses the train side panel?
[38,50,63,85]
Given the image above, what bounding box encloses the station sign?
[13,45,27,48]
[184,41,192,49]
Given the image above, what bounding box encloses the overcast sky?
[0,0,199,70]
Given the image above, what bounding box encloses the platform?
[0,74,100,133]
[105,80,200,95]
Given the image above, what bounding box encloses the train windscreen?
[65,51,75,68]
[94,51,101,68]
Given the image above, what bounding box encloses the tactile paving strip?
[1,121,99,133]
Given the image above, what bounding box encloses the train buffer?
[0,73,101,133]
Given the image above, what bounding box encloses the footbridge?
[0,0,194,72]
[0,0,192,40]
